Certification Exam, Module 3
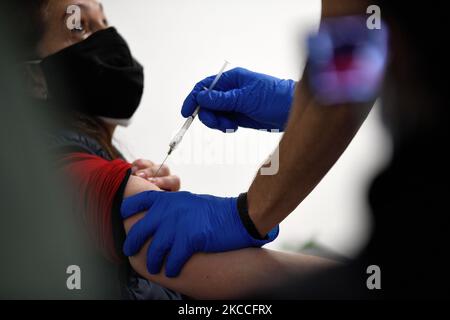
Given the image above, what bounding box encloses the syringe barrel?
[169,115,195,151]
[167,61,229,154]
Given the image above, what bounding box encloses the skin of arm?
[123,175,336,300]
[248,0,374,236]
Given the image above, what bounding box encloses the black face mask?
[40,27,144,124]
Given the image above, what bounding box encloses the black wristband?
[237,193,266,240]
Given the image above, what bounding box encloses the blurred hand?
[131,159,180,191]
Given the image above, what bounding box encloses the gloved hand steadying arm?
[121,191,279,277]
[181,67,296,132]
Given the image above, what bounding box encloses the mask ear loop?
[22,60,48,100]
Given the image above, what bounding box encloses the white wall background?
[105,0,391,258]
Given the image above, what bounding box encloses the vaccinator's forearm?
[248,80,373,235]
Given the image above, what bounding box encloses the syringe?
[153,61,229,178]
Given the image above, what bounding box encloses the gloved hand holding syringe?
[153,60,230,177]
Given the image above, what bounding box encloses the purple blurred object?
[307,16,389,105]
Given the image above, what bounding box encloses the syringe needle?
[153,152,170,178]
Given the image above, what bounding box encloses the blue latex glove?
[181,67,296,132]
[121,191,279,277]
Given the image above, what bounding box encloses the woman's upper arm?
[122,176,337,299]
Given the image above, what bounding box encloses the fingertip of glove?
[148,268,160,275]
[147,260,161,275]
[165,270,177,278]
[165,266,180,278]
[120,203,132,219]
[122,242,134,257]
[181,100,195,118]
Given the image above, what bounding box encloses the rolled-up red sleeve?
[59,152,132,262]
